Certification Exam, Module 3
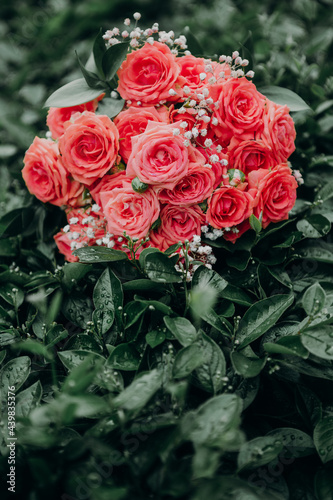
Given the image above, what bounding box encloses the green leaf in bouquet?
[134,297,174,316]
[0,283,24,307]
[314,416,333,463]
[199,307,232,336]
[12,339,53,360]
[192,265,228,296]
[236,294,294,348]
[237,436,283,471]
[61,262,93,292]
[299,243,333,264]
[74,246,128,263]
[297,215,331,238]
[107,343,141,371]
[0,351,6,366]
[0,237,18,257]
[94,360,124,392]
[235,376,260,410]
[172,344,204,379]
[183,26,204,56]
[102,42,129,82]
[267,428,315,458]
[301,326,333,359]
[96,96,125,118]
[45,325,68,348]
[183,394,243,449]
[124,300,147,329]
[75,51,104,89]
[296,385,322,428]
[231,350,267,378]
[62,293,93,329]
[58,350,104,371]
[93,28,107,78]
[44,78,105,108]
[164,316,198,347]
[131,176,149,193]
[259,85,311,111]
[122,279,166,293]
[143,251,182,283]
[226,250,251,271]
[315,180,333,203]
[302,282,326,316]
[194,332,226,393]
[249,213,262,234]
[62,354,104,395]
[264,335,309,359]
[15,381,42,418]
[93,267,123,334]
[192,445,221,479]
[113,369,161,412]
[0,356,31,402]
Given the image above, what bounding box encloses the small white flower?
[169,89,177,96]
[232,51,239,59]
[199,72,207,81]
[92,204,101,212]
[124,18,131,26]
[69,217,79,224]
[246,70,255,78]
[191,127,199,138]
[63,225,70,233]
[111,91,118,99]
[122,30,129,38]
[204,139,213,147]
[184,131,192,139]
[183,139,190,147]
[172,128,180,136]
[133,12,141,20]
[210,154,219,162]
[180,121,188,129]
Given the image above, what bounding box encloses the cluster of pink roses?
[22,26,298,263]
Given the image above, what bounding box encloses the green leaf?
[74,246,128,263]
[76,51,103,89]
[64,333,102,353]
[199,307,232,336]
[314,416,333,463]
[266,428,315,457]
[315,465,333,500]
[184,394,243,449]
[44,78,105,108]
[297,215,331,238]
[264,335,309,359]
[302,283,326,316]
[62,293,93,329]
[226,251,251,271]
[146,330,166,348]
[93,267,123,335]
[192,266,228,296]
[107,343,140,371]
[231,351,266,378]
[300,244,333,264]
[236,294,294,348]
[96,97,125,118]
[16,381,42,418]
[259,85,311,111]
[12,339,52,360]
[164,316,198,347]
[249,214,262,233]
[93,28,107,78]
[0,330,21,347]
[220,284,253,306]
[113,369,161,412]
[315,181,333,203]
[131,177,149,193]
[301,326,333,359]
[94,361,124,392]
[237,436,283,471]
[134,297,174,316]
[124,301,147,329]
[143,252,182,283]
[296,385,322,428]
[62,354,104,395]
[102,42,129,81]
[61,263,93,292]
[194,333,226,393]
[172,344,204,379]
[58,350,104,371]
[122,279,166,293]
[0,356,31,403]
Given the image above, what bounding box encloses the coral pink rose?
[90,171,128,207]
[117,42,184,105]
[54,232,78,262]
[46,95,103,139]
[228,137,277,176]
[223,220,251,243]
[59,111,119,186]
[213,77,265,137]
[176,55,208,91]
[261,101,296,163]
[198,146,229,189]
[206,186,254,229]
[248,164,298,228]
[158,148,215,205]
[149,204,205,252]
[99,179,160,240]
[126,121,190,189]
[22,137,84,207]
[114,106,169,163]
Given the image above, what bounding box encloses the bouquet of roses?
[22,13,300,267]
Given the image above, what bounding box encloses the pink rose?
[54,232,79,262]
[90,171,128,207]
[223,220,251,243]
[126,121,190,189]
[59,111,119,186]
[22,137,84,207]
[158,148,215,205]
[114,106,169,163]
[261,101,296,163]
[213,77,265,138]
[176,55,208,91]
[117,42,184,105]
[197,146,229,189]
[248,164,298,228]
[99,178,160,240]
[228,136,277,176]
[206,186,254,229]
[149,204,205,252]
[46,95,103,139]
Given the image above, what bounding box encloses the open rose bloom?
[22,20,299,264]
